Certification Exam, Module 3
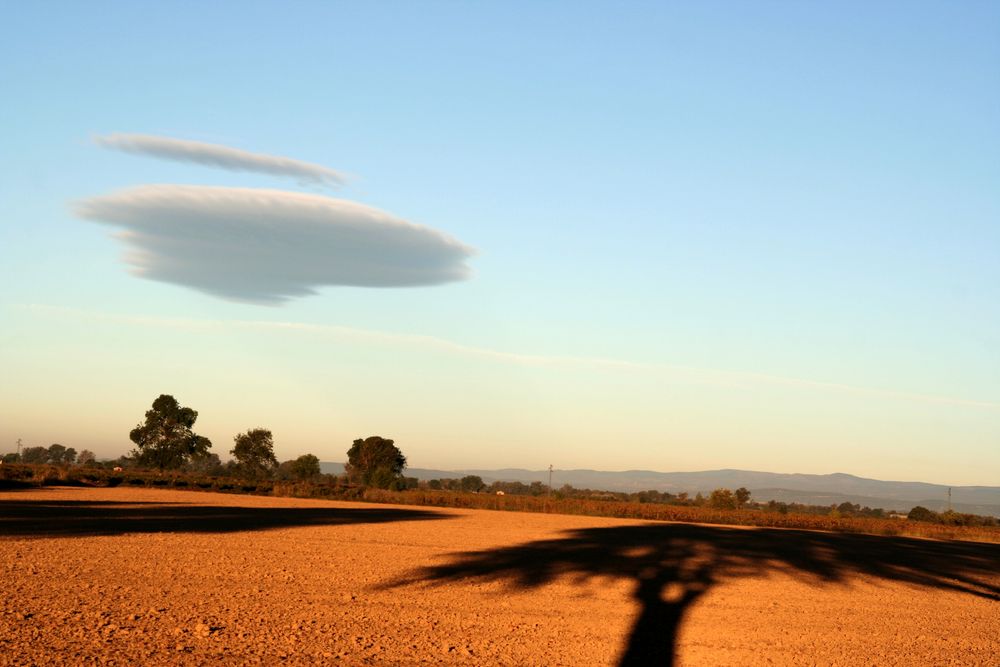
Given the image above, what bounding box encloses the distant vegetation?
[0,394,385,488]
[3,443,82,465]
[3,458,998,544]
[2,393,997,543]
[905,505,997,528]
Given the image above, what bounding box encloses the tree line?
[425,477,755,509]
[6,394,996,528]
[2,443,94,466]
[2,394,409,489]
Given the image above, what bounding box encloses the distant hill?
[319,463,1000,517]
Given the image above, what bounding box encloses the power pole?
[548,464,553,499]
[16,438,22,456]
[947,487,952,513]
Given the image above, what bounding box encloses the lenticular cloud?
[76,185,476,305]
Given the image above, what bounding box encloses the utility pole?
[548,464,553,499]
[16,438,22,457]
[947,487,952,513]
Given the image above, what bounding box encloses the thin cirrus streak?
[17,303,1000,411]
[94,133,348,188]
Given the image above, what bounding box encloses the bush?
[908,506,938,523]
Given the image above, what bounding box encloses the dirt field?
[1,487,997,666]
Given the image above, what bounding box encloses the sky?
[1,1,997,485]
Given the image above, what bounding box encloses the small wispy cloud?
[94,133,348,188]
[18,304,1000,412]
[74,185,475,304]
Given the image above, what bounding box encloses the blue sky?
[2,2,997,484]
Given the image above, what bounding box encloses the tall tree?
[231,428,278,479]
[460,475,485,493]
[289,453,321,480]
[187,451,224,476]
[21,446,49,464]
[129,394,212,470]
[345,436,406,488]
[708,488,737,510]
[47,444,77,464]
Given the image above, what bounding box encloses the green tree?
[836,501,859,516]
[289,454,321,480]
[1,452,20,464]
[77,449,96,465]
[129,394,212,470]
[21,446,49,464]
[231,428,278,479]
[187,451,223,476]
[708,488,737,510]
[734,487,751,509]
[908,506,939,523]
[345,436,406,488]
[460,475,485,492]
[766,500,790,514]
[47,444,77,464]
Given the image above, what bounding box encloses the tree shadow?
[391,523,1000,666]
[0,498,447,538]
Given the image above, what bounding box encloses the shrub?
[908,506,938,523]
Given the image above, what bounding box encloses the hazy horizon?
[2,2,997,486]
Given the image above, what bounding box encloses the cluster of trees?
[421,478,757,511]
[5,395,413,491]
[124,395,323,481]
[764,500,892,518]
[17,394,994,527]
[707,487,752,510]
[119,395,412,489]
[908,506,998,527]
[827,501,892,519]
[2,443,95,466]
[428,475,491,492]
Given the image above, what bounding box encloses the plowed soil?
[1,487,997,666]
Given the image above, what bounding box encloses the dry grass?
[4,463,997,543]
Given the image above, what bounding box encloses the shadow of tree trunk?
[388,524,1000,665]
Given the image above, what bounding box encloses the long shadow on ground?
[0,498,447,538]
[391,523,1000,666]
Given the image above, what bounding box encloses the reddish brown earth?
[1,487,998,666]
